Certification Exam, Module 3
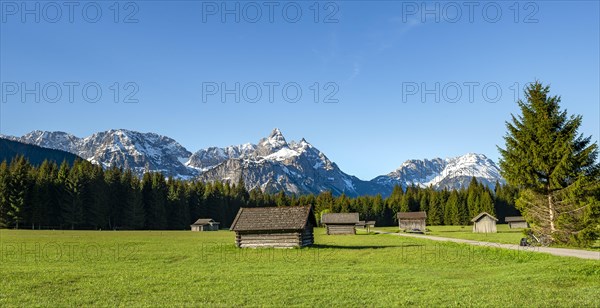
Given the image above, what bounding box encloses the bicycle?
[522,231,552,247]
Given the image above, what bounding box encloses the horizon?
[1,1,599,179]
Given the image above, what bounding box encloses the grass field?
[1,228,599,307]
[376,224,525,245]
[375,225,600,250]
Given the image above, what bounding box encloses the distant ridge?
[0,137,82,166]
[4,129,506,196]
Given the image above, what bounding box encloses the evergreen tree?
[387,185,403,213]
[445,190,460,225]
[399,190,411,212]
[479,190,495,216]
[427,190,443,225]
[104,166,125,229]
[466,177,480,219]
[62,161,86,229]
[141,172,154,228]
[7,156,32,228]
[123,169,145,229]
[148,173,168,229]
[30,160,54,229]
[419,191,429,213]
[86,164,108,229]
[499,82,599,244]
[0,160,10,228]
[335,193,351,213]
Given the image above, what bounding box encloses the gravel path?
[375,231,600,260]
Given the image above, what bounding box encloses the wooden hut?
[505,216,528,229]
[397,212,427,232]
[321,213,360,235]
[230,206,316,248]
[190,218,220,231]
[471,212,498,233]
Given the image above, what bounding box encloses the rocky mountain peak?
[6,129,506,196]
[261,128,287,147]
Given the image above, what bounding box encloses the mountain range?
[2,129,505,196]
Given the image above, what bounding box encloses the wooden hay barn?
[321,213,360,235]
[190,218,220,231]
[505,216,528,229]
[397,212,427,232]
[356,221,376,232]
[230,206,316,248]
[471,212,498,233]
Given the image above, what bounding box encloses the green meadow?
[1,228,598,307]
[375,225,600,250]
[376,224,525,244]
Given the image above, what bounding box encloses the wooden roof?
[397,211,427,219]
[471,212,498,222]
[505,216,525,222]
[230,206,316,232]
[321,213,360,224]
[191,218,218,226]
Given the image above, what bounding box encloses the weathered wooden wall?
[473,216,497,233]
[508,221,528,229]
[235,228,313,248]
[301,226,314,247]
[399,219,426,231]
[192,224,219,231]
[325,224,356,235]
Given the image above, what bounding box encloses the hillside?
[0,137,81,166]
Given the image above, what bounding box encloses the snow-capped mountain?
[3,128,505,196]
[372,153,505,191]
[191,129,380,196]
[6,129,195,178]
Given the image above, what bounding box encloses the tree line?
[0,155,520,230]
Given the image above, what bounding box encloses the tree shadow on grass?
[312,243,424,250]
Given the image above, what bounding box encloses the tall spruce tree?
[0,160,10,227]
[445,190,461,225]
[499,82,599,244]
[427,190,443,225]
[7,156,32,228]
[63,161,86,229]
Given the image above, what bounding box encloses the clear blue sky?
[1,1,599,180]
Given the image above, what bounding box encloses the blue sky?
[1,1,599,180]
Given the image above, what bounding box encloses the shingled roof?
[321,213,360,224]
[505,216,525,222]
[191,218,218,225]
[230,206,316,232]
[397,211,427,219]
[471,212,498,222]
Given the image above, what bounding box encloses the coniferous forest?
[0,155,521,230]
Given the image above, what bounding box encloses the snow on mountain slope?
[5,128,505,196]
[194,129,376,197]
[11,129,195,178]
[372,153,505,192]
